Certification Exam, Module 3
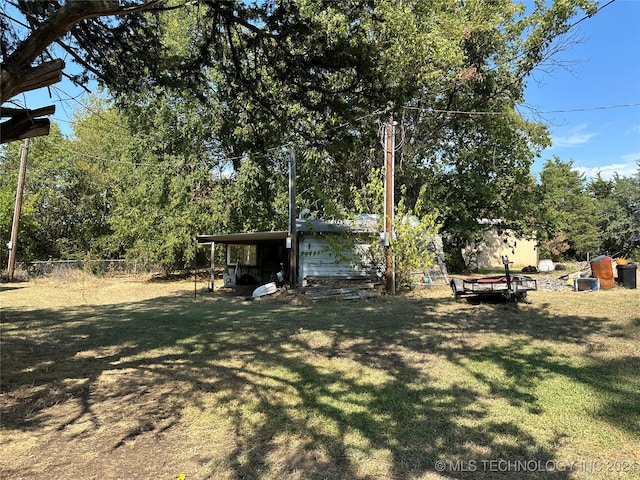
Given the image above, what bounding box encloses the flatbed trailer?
[450,256,537,303]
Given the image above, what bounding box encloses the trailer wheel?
[450,279,463,299]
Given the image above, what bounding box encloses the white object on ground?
[538,259,554,272]
[252,282,278,298]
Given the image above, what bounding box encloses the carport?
[196,231,290,290]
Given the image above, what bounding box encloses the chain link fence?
[27,259,155,278]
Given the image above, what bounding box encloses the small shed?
[195,218,377,289]
[463,220,538,270]
[196,230,289,288]
[196,216,449,289]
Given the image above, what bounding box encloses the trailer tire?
[450,279,463,299]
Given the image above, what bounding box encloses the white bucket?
[538,259,554,272]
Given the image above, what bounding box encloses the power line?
[401,102,640,117]
[27,100,638,171]
[49,85,129,131]
[571,0,617,29]
[526,103,640,114]
[33,134,288,172]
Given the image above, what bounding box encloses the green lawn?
[1,275,639,479]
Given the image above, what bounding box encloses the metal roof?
[196,217,379,245]
[196,231,288,244]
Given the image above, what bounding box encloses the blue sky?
[12,0,640,180]
[524,0,640,180]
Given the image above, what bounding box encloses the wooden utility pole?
[7,138,30,282]
[384,102,395,294]
[288,148,298,287]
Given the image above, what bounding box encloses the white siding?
[299,235,372,280]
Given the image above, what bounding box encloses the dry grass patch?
[1,277,639,479]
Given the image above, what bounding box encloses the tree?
[391,198,441,289]
[589,170,640,258]
[72,91,229,272]
[3,0,597,145]
[1,0,384,143]
[0,123,111,261]
[537,156,601,260]
[377,0,598,266]
[227,157,288,233]
[2,0,603,272]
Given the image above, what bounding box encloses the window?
[228,244,257,266]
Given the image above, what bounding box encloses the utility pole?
[288,147,297,288]
[7,138,29,282]
[384,102,395,294]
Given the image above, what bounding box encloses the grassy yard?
[1,273,639,480]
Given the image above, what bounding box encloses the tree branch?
[1,0,165,103]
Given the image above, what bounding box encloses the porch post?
[210,242,215,291]
[288,148,298,287]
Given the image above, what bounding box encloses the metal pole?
[7,138,29,282]
[384,103,395,294]
[288,148,297,287]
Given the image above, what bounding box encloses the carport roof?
[196,216,378,245]
[196,231,288,244]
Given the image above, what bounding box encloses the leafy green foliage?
[537,157,601,259]
[2,0,611,275]
[84,93,231,273]
[534,157,639,261]
[589,171,640,259]
[392,199,441,289]
[0,125,110,261]
[228,157,288,232]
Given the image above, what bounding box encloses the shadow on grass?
[0,283,26,291]
[1,291,637,479]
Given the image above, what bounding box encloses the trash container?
[590,256,615,290]
[616,263,637,289]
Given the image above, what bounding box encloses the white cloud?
[574,161,639,180]
[552,125,597,148]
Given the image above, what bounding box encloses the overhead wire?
[401,102,640,117]
[17,98,638,174]
[48,84,129,131]
[30,129,293,173]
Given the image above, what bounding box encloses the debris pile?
[302,278,381,301]
[304,286,381,301]
[535,276,573,291]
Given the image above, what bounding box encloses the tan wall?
[464,230,538,269]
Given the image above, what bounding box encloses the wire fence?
[27,259,154,277]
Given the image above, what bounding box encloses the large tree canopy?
[3,0,612,271]
[3,0,597,142]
